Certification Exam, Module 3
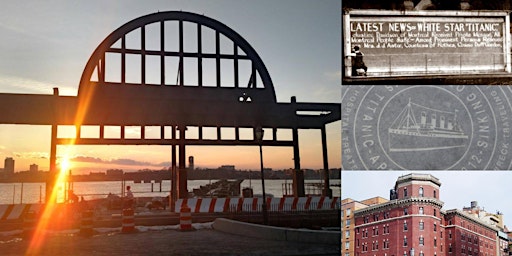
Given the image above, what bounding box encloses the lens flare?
[60,157,71,174]
[26,151,76,254]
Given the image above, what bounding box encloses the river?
[0,179,341,204]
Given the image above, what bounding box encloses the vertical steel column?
[197,23,203,87]
[291,96,305,197]
[160,20,165,86]
[216,31,221,87]
[47,88,59,203]
[321,125,332,198]
[178,126,187,198]
[171,126,177,211]
[121,35,126,84]
[141,25,146,85]
[234,44,239,88]
[179,20,184,86]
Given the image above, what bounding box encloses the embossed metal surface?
[342,85,512,170]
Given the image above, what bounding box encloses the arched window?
[419,187,424,197]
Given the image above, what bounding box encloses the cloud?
[71,156,104,163]
[71,155,169,167]
[0,73,77,95]
[13,151,49,160]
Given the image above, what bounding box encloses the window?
[403,237,408,246]
[419,187,424,197]
[404,221,408,231]
[404,208,408,215]
[434,238,437,247]
[419,207,424,215]
[449,231,452,239]
[404,187,408,197]
[345,241,350,249]
[419,221,424,230]
[345,230,350,238]
[434,209,436,216]
[449,244,452,253]
[434,190,437,198]
[346,219,350,226]
[346,208,351,216]
[419,237,424,246]
[419,253,424,256]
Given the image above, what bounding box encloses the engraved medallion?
[342,85,512,170]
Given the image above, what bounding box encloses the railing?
[282,181,326,196]
[348,52,508,77]
[226,203,341,229]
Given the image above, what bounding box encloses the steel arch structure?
[0,11,340,203]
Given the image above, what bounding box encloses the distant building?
[188,156,194,170]
[463,201,505,231]
[29,164,38,172]
[345,173,499,256]
[4,157,14,174]
[106,169,123,176]
[219,165,235,170]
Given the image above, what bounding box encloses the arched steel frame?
[78,11,276,103]
[0,11,340,204]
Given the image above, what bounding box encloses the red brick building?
[352,173,498,256]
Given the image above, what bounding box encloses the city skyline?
[0,1,341,173]
[342,171,512,231]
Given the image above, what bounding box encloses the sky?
[0,0,341,173]
[342,171,512,231]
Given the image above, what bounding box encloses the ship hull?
[388,129,468,152]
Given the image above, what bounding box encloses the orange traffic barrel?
[179,206,193,231]
[122,208,136,233]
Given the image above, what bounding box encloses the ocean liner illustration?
[388,99,469,152]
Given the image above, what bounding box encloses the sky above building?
[0,0,341,173]
[342,171,512,230]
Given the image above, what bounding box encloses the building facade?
[351,173,499,256]
[343,197,388,256]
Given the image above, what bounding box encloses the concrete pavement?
[0,222,340,255]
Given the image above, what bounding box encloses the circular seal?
[342,85,512,170]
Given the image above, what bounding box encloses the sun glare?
[60,157,71,173]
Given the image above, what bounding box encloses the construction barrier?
[80,210,94,236]
[174,196,340,213]
[121,208,135,233]
[0,204,42,222]
[179,206,192,231]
